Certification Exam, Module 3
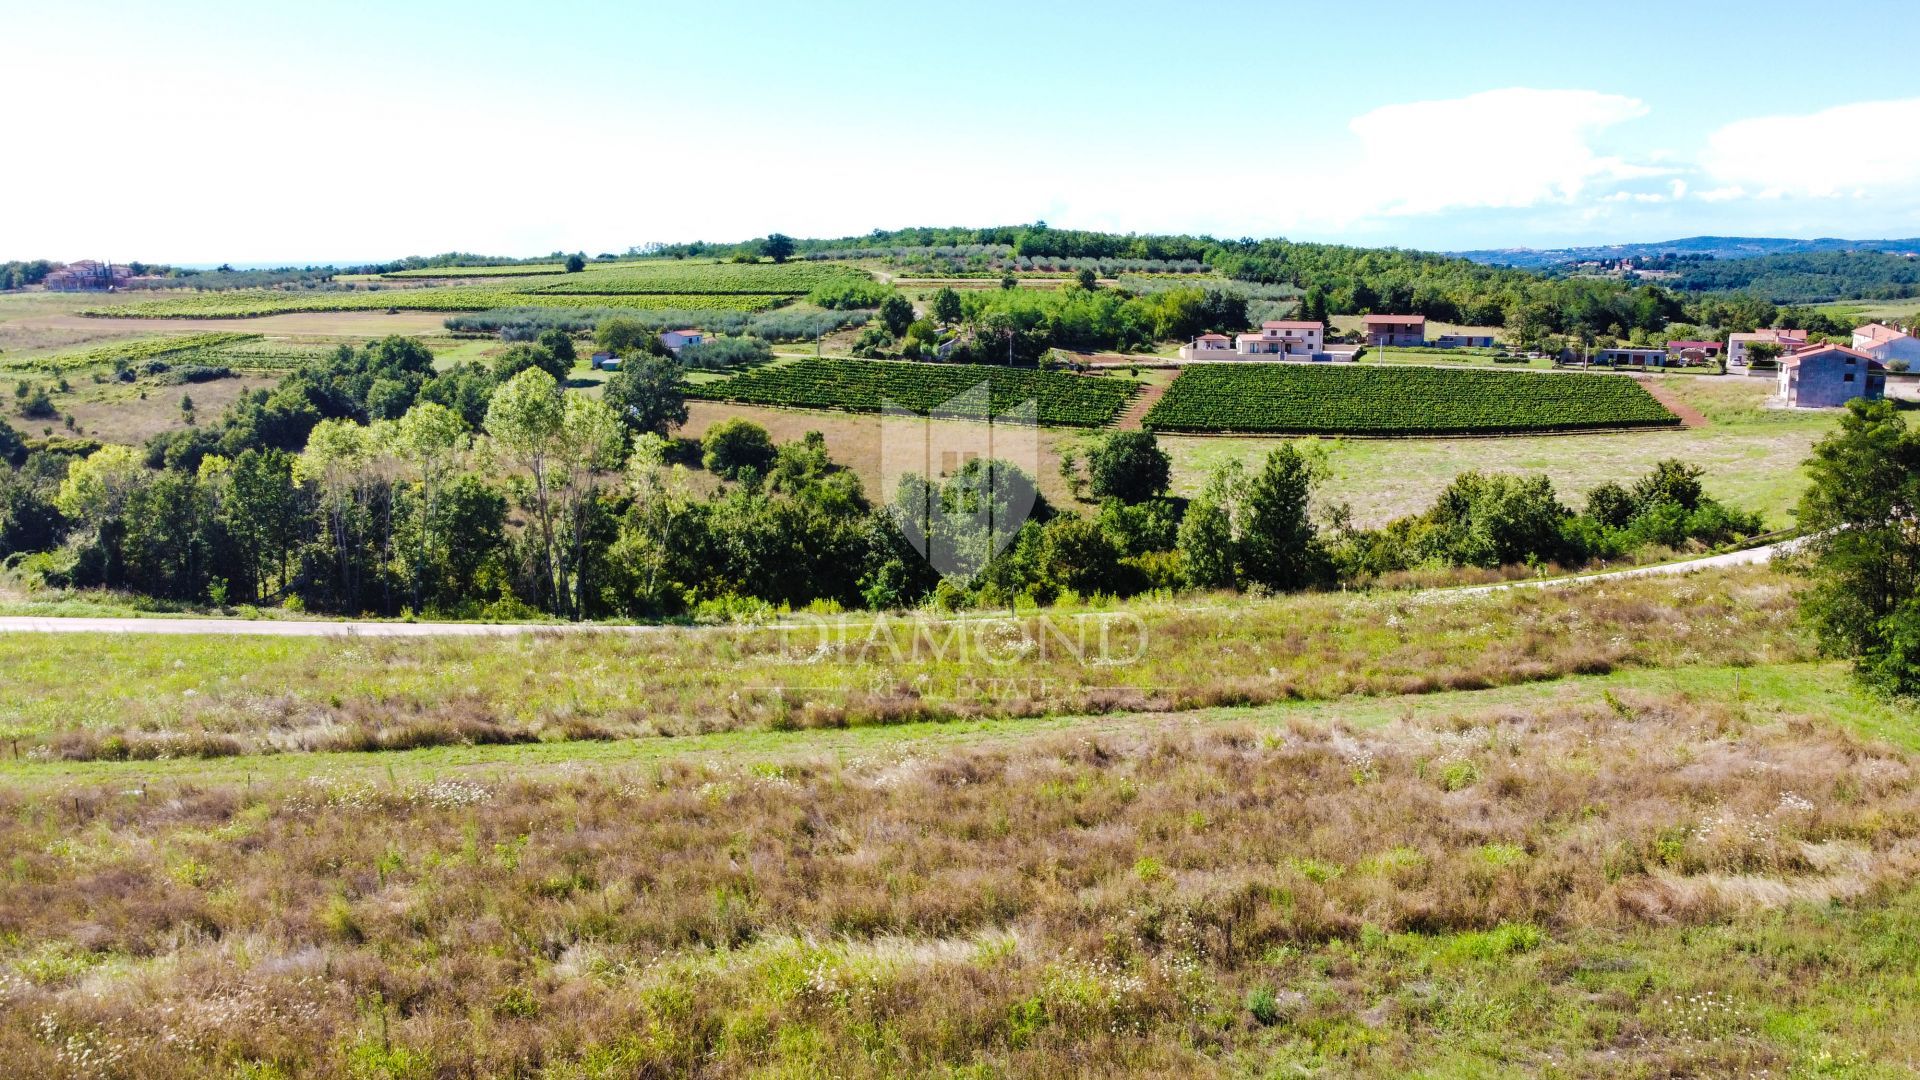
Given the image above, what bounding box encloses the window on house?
[1844,373,1855,382]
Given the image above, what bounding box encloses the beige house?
[1726,328,1807,369]
[1777,345,1886,408]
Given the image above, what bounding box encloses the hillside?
[1454,235,1920,268]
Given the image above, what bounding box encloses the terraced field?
[1145,364,1679,435]
[687,357,1138,427]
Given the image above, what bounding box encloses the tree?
[931,287,963,325]
[564,253,586,273]
[596,317,662,358]
[602,355,688,438]
[761,233,795,264]
[1796,398,1920,694]
[536,328,577,366]
[701,418,776,480]
[1076,268,1098,290]
[1238,444,1327,591]
[1000,274,1018,291]
[1177,461,1243,589]
[490,343,571,385]
[387,402,469,612]
[1086,430,1170,504]
[878,294,916,337]
[225,447,301,602]
[1746,341,1784,368]
[483,369,624,618]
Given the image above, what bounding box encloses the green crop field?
[528,260,872,295]
[86,287,788,319]
[687,357,1137,427]
[1144,364,1679,435]
[4,331,263,372]
[380,263,571,278]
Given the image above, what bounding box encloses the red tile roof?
[1261,320,1323,330]
[1856,323,1909,343]
[1781,344,1884,369]
[1363,314,1426,325]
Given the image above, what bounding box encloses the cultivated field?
[1144,365,1678,436]
[5,567,1920,1075]
[688,357,1139,427]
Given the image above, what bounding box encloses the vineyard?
[7,332,263,373]
[86,287,787,319]
[1143,364,1680,435]
[687,358,1138,427]
[380,263,572,278]
[528,261,872,295]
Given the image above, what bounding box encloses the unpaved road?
[0,539,1804,637]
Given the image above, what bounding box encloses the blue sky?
[6,0,1920,262]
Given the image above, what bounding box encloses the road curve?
[0,539,1804,638]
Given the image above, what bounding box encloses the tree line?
[0,332,1763,620]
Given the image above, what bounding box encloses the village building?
[1363,314,1427,347]
[1433,333,1494,349]
[1665,339,1722,364]
[1180,321,1327,361]
[42,260,133,291]
[1726,328,1807,368]
[1851,323,1920,367]
[658,329,705,354]
[1594,346,1671,369]
[1776,344,1886,408]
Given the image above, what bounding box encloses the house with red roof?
[1776,344,1885,408]
[1362,314,1426,347]
[1851,323,1920,367]
[1179,321,1328,361]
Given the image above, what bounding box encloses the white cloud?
[1701,98,1920,199]
[1342,88,1658,217]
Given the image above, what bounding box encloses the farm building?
[1433,333,1494,348]
[1776,344,1885,408]
[42,260,132,291]
[1594,347,1671,369]
[659,329,705,353]
[1666,339,1722,364]
[1178,333,1234,360]
[1727,328,1807,369]
[1852,323,1920,367]
[1363,314,1426,347]
[590,351,617,370]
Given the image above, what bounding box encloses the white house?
[1180,321,1326,361]
[1726,328,1807,369]
[1852,323,1920,367]
[659,329,705,353]
[1777,344,1886,408]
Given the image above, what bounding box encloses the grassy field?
[4,566,1920,1076]
[1162,374,1838,528]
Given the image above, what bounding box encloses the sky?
[5,0,1920,264]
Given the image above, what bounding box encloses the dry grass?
[0,568,1811,760]
[1,680,1916,1076]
